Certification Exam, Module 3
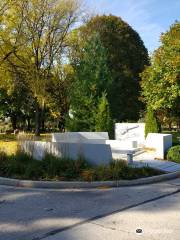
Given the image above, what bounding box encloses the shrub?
[95,93,113,138]
[42,154,91,180]
[167,146,180,163]
[81,169,96,182]
[145,108,161,138]
[0,151,9,176]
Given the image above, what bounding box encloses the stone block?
[115,123,145,147]
[52,132,109,143]
[145,133,172,159]
[21,141,112,166]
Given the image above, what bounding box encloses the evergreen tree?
[145,108,161,138]
[70,15,149,122]
[95,93,113,137]
[67,33,112,131]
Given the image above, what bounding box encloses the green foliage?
[145,108,161,137]
[167,146,180,163]
[141,22,180,126]
[67,33,111,131]
[95,93,113,137]
[0,151,162,181]
[75,15,149,122]
[0,0,80,135]
[80,161,162,181]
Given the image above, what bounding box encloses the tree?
[141,22,180,128]
[67,33,112,131]
[70,15,149,122]
[145,108,160,138]
[0,0,81,135]
[95,93,113,137]
[47,64,74,132]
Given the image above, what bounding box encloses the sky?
[84,0,180,53]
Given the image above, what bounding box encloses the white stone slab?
[52,132,109,143]
[21,141,112,166]
[145,133,172,159]
[115,123,145,147]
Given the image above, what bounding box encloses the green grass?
[0,133,51,155]
[0,151,163,181]
[0,134,17,141]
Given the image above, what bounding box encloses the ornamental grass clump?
[0,151,162,181]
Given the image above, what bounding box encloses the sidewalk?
[133,151,180,173]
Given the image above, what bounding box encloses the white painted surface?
[21,141,112,166]
[145,133,172,159]
[115,123,145,147]
[105,140,138,160]
[52,134,138,160]
[52,132,109,143]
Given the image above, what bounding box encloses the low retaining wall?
[21,141,112,166]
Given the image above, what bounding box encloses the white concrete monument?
[52,132,109,143]
[145,133,172,159]
[21,141,112,166]
[115,123,145,147]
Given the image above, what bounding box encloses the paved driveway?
[0,178,180,240]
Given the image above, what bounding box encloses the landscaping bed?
[0,151,163,182]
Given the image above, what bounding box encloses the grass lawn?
[0,134,17,155]
[0,133,51,155]
[0,141,18,155]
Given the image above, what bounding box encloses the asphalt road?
[0,178,180,240]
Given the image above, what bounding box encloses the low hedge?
[167,145,180,163]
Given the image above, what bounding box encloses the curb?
[0,171,179,189]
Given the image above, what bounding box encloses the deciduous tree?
[141,22,180,129]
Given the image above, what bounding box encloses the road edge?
[0,171,179,189]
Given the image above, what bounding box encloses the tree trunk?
[35,103,41,136]
[41,107,45,133]
[11,114,17,130]
[26,117,31,131]
[58,118,65,132]
[168,122,172,131]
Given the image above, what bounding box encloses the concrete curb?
[0,171,179,189]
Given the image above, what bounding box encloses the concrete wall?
[115,123,145,147]
[21,141,112,166]
[52,132,109,143]
[51,133,138,160]
[145,133,172,159]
